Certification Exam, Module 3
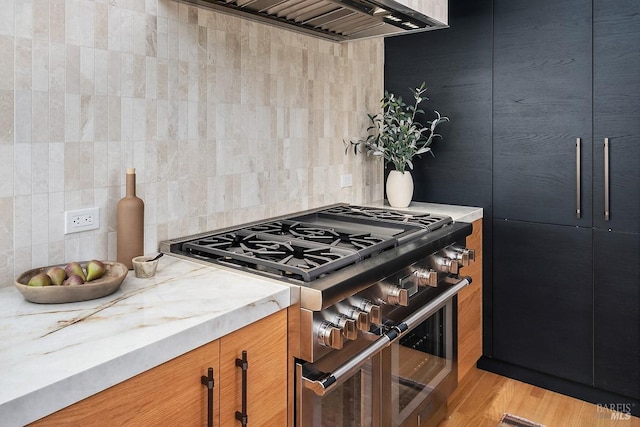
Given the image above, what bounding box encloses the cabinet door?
[31,340,220,426]
[493,0,592,226]
[593,0,640,233]
[457,219,483,381]
[220,310,288,427]
[385,0,493,210]
[492,219,593,385]
[594,230,640,399]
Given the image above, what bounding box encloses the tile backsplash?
[0,0,384,287]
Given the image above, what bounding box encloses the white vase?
[386,170,414,208]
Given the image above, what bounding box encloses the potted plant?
[347,82,449,207]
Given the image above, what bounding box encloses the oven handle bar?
[302,276,472,397]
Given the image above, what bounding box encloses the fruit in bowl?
[46,267,66,286]
[26,260,109,288]
[64,262,87,282]
[15,261,128,304]
[86,260,106,281]
[27,273,53,287]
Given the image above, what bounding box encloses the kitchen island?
[0,257,291,426]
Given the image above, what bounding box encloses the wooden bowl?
[15,261,128,304]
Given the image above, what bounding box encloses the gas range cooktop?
[161,204,453,282]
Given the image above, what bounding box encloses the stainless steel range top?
[161,204,451,279]
[160,204,470,310]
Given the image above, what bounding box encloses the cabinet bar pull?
[235,350,248,426]
[604,138,610,221]
[576,138,581,218]
[201,367,215,427]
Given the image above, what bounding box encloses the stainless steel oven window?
[297,359,377,427]
[386,299,455,426]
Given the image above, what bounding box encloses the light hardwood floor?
[439,367,640,427]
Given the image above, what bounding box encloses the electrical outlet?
[64,207,100,234]
[340,174,353,188]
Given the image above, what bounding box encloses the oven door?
[383,297,457,427]
[297,277,468,427]
[296,352,381,427]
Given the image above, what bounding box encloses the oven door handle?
[302,276,472,397]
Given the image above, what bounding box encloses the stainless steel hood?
[182,0,448,42]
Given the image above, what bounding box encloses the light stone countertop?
[0,202,482,426]
[0,256,291,427]
[366,200,484,223]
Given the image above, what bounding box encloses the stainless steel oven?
[297,277,467,427]
[161,204,474,427]
[386,297,456,427]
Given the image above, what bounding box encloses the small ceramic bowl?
[132,256,160,278]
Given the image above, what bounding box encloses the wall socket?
[340,174,353,188]
[64,207,100,234]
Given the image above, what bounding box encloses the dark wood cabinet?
[385,0,495,353]
[385,0,493,211]
[493,219,593,385]
[491,0,596,386]
[493,0,593,226]
[594,230,640,400]
[593,0,640,234]
[491,0,640,400]
[591,1,640,400]
[385,0,640,408]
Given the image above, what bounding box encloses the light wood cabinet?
[220,309,288,426]
[457,218,482,381]
[31,310,288,426]
[30,340,220,426]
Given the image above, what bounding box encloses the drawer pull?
[576,138,581,218]
[200,367,215,427]
[604,138,610,221]
[235,350,249,426]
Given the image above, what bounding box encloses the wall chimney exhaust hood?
[182,0,448,42]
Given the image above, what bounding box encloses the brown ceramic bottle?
[117,168,144,269]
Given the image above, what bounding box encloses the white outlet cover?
[340,174,353,188]
[64,207,100,234]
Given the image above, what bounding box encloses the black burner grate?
[172,204,454,282]
[245,221,392,251]
[181,231,361,282]
[320,206,452,231]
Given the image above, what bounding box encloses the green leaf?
[346,83,450,170]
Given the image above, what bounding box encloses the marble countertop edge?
[4,291,289,427]
[365,200,484,223]
[0,258,291,426]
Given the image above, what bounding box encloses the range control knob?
[317,322,344,350]
[334,314,358,340]
[357,299,382,326]
[387,285,409,306]
[414,268,438,287]
[344,307,370,331]
[443,246,476,267]
[430,255,459,275]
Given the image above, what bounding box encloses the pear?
[65,262,86,282]
[46,266,67,286]
[63,274,85,286]
[27,273,53,287]
[85,260,106,282]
